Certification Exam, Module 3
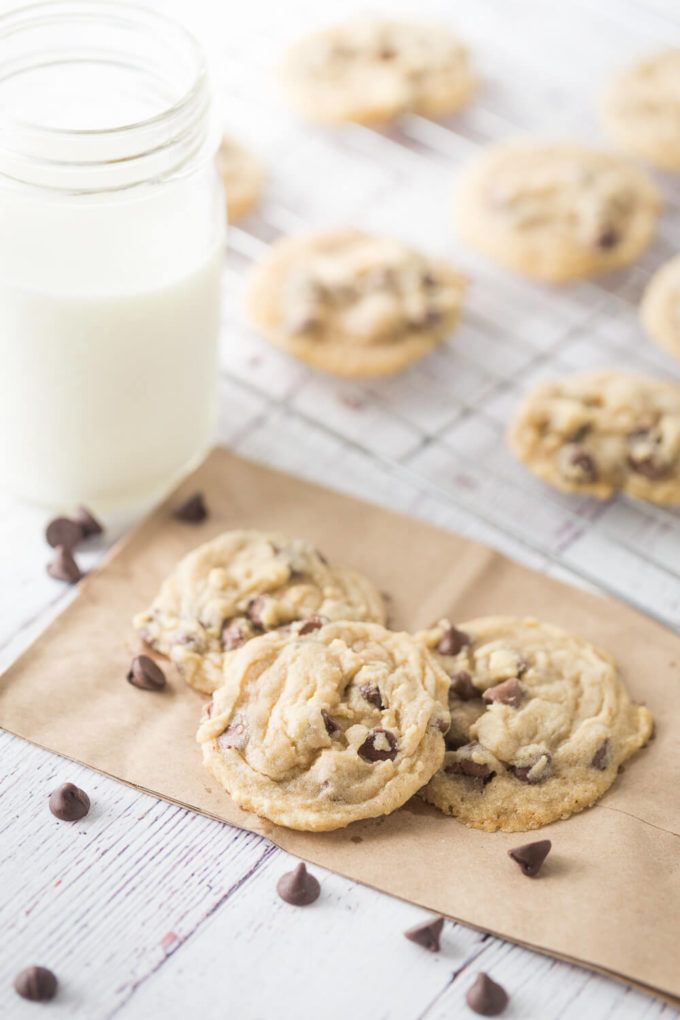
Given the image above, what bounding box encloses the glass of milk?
[0,1,225,508]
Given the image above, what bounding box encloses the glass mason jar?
[0,1,225,509]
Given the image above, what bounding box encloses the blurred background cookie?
[217,133,265,222]
[601,50,680,171]
[280,19,477,125]
[640,254,680,359]
[244,229,466,377]
[455,141,660,282]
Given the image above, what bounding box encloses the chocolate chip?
[437,626,470,657]
[246,597,267,629]
[466,973,508,1016]
[298,615,324,635]
[321,710,339,736]
[445,758,493,780]
[276,862,320,906]
[73,505,103,537]
[45,516,83,550]
[172,492,207,523]
[627,453,668,479]
[482,677,522,708]
[378,45,396,60]
[359,683,384,709]
[421,270,437,288]
[568,449,598,482]
[590,739,609,770]
[404,916,444,952]
[596,226,620,249]
[449,670,476,701]
[217,714,249,751]
[358,728,397,763]
[510,753,552,784]
[221,619,246,651]
[126,655,166,691]
[409,307,442,329]
[14,966,58,1002]
[508,839,551,877]
[49,782,90,821]
[47,546,83,584]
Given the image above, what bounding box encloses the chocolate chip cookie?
[197,621,451,830]
[217,134,264,222]
[507,370,680,504]
[134,530,386,694]
[280,19,477,125]
[456,141,660,282]
[418,617,653,832]
[601,50,680,172]
[640,254,680,360]
[244,230,466,377]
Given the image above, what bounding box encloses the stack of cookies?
[134,529,652,833]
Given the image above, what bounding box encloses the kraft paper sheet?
[1,447,678,1003]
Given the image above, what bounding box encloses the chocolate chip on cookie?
[482,677,522,707]
[221,619,247,651]
[508,839,552,877]
[321,710,340,736]
[298,615,324,635]
[359,683,384,709]
[590,739,609,770]
[217,714,249,751]
[510,752,552,784]
[449,670,476,701]
[437,626,470,657]
[404,915,444,952]
[358,728,398,763]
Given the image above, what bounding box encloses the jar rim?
[0,0,218,192]
[0,0,208,139]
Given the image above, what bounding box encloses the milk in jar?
[0,2,225,508]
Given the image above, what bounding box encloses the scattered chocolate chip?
[126,655,166,691]
[596,226,620,249]
[449,670,476,701]
[508,839,552,877]
[276,862,320,906]
[14,966,58,1002]
[73,505,103,537]
[47,546,83,584]
[510,753,552,784]
[445,758,493,780]
[49,782,90,821]
[359,683,384,709]
[437,626,470,657]
[590,739,609,771]
[298,615,324,635]
[172,492,207,523]
[482,677,522,708]
[404,916,444,952]
[217,714,249,751]
[221,619,246,651]
[321,710,339,736]
[45,516,83,550]
[358,728,397,763]
[466,973,508,1016]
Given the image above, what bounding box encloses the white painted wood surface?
[1,0,680,1016]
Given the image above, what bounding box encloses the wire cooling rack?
[204,0,680,629]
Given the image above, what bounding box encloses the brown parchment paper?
[2,447,679,1003]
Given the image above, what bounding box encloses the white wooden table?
[2,0,680,1016]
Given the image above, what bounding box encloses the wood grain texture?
[2,0,680,1016]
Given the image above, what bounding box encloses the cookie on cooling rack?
[417,616,652,832]
[455,141,660,282]
[640,254,680,360]
[243,229,466,377]
[280,19,477,125]
[217,134,264,222]
[601,49,680,172]
[197,621,450,831]
[506,370,680,505]
[134,530,385,694]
